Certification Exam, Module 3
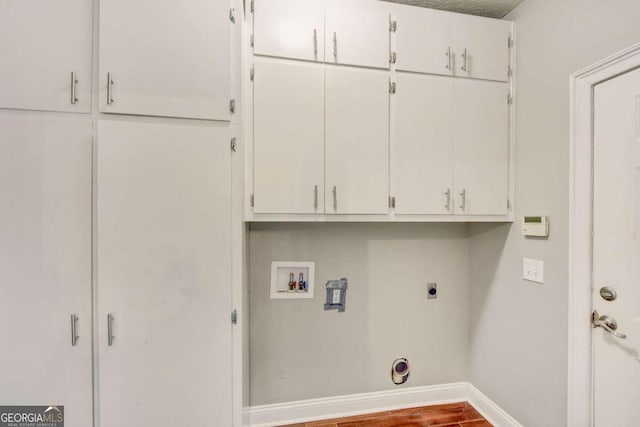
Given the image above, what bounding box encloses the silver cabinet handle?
[445,47,451,70]
[332,32,337,61]
[313,29,318,59]
[70,314,79,346]
[459,189,466,211]
[461,48,468,72]
[314,185,318,210]
[332,186,337,210]
[107,313,115,346]
[70,72,78,104]
[444,188,451,211]
[107,72,114,105]
[592,310,627,339]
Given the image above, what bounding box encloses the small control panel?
[522,215,549,237]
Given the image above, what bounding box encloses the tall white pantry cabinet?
[0,0,238,426]
[248,0,515,221]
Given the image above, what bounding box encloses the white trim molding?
[468,384,523,427]
[568,41,640,427]
[245,382,522,427]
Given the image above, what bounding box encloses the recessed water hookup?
[391,357,410,385]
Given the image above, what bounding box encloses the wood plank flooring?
[280,402,491,427]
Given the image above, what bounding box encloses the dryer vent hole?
[391,357,409,385]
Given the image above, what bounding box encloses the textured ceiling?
[383,0,524,18]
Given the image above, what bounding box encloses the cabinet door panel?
[392,74,454,214]
[454,15,511,82]
[325,0,389,69]
[453,80,509,215]
[99,0,230,120]
[393,5,454,76]
[254,0,324,62]
[0,113,92,427]
[253,60,324,214]
[325,67,389,214]
[97,121,232,427]
[0,0,92,112]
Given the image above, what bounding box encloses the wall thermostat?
[522,216,549,237]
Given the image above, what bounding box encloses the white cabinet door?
[253,0,324,62]
[454,15,511,82]
[453,80,509,215]
[325,0,389,69]
[325,67,389,214]
[99,0,231,120]
[0,113,92,427]
[392,74,454,214]
[393,5,454,76]
[97,121,232,427]
[253,60,324,214]
[0,0,92,113]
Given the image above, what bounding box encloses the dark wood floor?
[281,402,491,427]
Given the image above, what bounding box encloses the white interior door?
[0,113,92,427]
[392,73,454,214]
[0,0,92,112]
[592,67,640,427]
[325,66,389,214]
[453,79,509,215]
[253,0,324,62]
[253,59,324,214]
[97,120,232,427]
[99,0,230,120]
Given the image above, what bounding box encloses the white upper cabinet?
[392,74,454,214]
[99,0,231,120]
[453,79,509,215]
[325,67,389,214]
[392,3,511,82]
[454,14,511,82]
[393,6,454,76]
[253,60,325,214]
[325,0,390,69]
[253,0,324,62]
[0,0,92,113]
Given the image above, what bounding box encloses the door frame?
[568,41,640,426]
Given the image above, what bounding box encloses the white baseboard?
[246,382,468,427]
[245,382,523,427]
[467,384,523,427]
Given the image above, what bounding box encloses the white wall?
[469,1,640,426]
[249,223,469,405]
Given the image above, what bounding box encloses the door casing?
[568,41,640,426]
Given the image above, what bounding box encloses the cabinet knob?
[107,72,115,105]
[332,32,337,61]
[70,72,79,104]
[461,48,469,72]
[332,186,337,210]
[314,185,318,210]
[313,29,318,59]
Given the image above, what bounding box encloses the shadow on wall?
[467,222,513,351]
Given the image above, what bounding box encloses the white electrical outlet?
[332,289,341,304]
[523,258,544,283]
